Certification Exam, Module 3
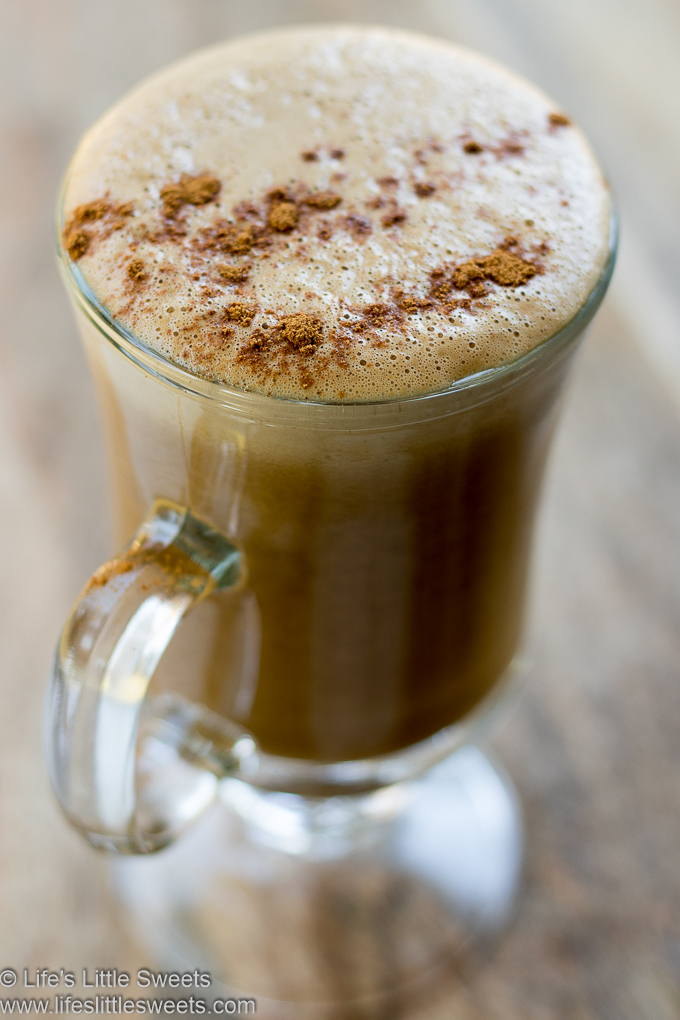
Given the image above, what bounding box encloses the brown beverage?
[61,27,612,761]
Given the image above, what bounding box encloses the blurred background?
[1,1,680,1017]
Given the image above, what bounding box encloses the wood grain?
[1,1,679,1016]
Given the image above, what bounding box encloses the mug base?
[112,745,523,1014]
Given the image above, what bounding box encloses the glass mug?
[47,193,615,995]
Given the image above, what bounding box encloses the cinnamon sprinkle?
[160,173,221,217]
[64,229,91,260]
[338,214,372,240]
[317,220,333,241]
[62,198,134,260]
[381,207,407,228]
[277,313,323,353]
[201,222,257,255]
[218,265,250,283]
[361,303,390,327]
[127,258,147,282]
[68,199,111,225]
[236,328,273,363]
[268,201,299,232]
[305,191,342,210]
[224,302,257,327]
[492,134,527,160]
[397,291,432,313]
[453,246,537,294]
[429,269,453,301]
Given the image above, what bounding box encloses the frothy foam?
[63,26,612,402]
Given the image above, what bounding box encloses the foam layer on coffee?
[63,26,612,401]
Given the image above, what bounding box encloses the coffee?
[62,27,612,761]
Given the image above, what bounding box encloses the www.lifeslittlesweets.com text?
[0,970,255,1014]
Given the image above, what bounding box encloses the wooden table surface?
[1,1,680,1016]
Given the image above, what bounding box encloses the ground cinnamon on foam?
[278,313,324,352]
[63,199,133,260]
[268,200,299,231]
[60,26,613,401]
[548,112,571,128]
[62,170,546,394]
[213,224,257,255]
[304,191,342,209]
[160,173,221,216]
[453,247,537,292]
[224,302,257,327]
[218,265,250,283]
[126,258,147,282]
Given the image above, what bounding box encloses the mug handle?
[45,499,259,854]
